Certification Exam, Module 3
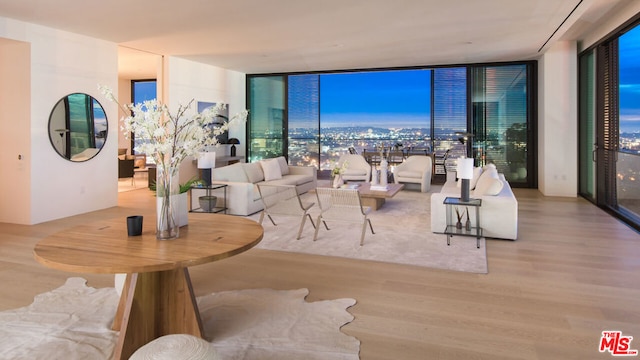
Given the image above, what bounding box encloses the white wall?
[165,57,247,183]
[117,78,132,155]
[537,41,578,197]
[0,16,119,224]
[579,1,640,51]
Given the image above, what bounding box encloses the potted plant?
[198,195,218,212]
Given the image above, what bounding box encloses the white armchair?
[393,155,432,192]
[337,154,371,182]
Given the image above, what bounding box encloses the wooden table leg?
[111,268,204,360]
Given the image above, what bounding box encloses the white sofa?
[430,165,518,240]
[208,156,317,216]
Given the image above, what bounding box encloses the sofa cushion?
[474,177,504,196]
[287,174,315,186]
[260,159,282,181]
[396,170,422,179]
[261,174,313,187]
[473,168,499,194]
[344,168,368,176]
[244,162,265,183]
[275,156,290,176]
[211,162,248,182]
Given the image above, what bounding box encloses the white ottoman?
[129,334,218,360]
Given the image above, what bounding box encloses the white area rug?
[0,278,359,360]
[253,189,488,274]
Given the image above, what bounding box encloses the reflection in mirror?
[48,93,108,162]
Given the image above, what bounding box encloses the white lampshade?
[456,157,474,179]
[197,151,216,169]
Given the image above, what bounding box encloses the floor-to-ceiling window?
[617,24,640,221]
[247,76,286,162]
[288,74,320,167]
[470,64,533,187]
[432,67,467,172]
[248,61,536,187]
[131,80,157,157]
[579,17,640,230]
[318,69,430,170]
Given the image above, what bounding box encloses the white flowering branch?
[99,84,248,175]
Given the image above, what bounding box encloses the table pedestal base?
[360,197,385,211]
[111,268,204,360]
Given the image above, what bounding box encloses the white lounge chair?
[393,155,432,192]
[257,184,316,240]
[313,187,375,246]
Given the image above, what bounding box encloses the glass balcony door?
[248,76,286,162]
[579,51,597,202]
[469,64,534,187]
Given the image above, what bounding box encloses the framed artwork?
[197,101,229,145]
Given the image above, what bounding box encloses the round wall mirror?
[48,93,108,162]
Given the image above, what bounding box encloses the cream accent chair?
[393,155,432,192]
[313,187,375,246]
[257,184,317,240]
[337,154,371,182]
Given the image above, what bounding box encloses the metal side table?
[443,197,482,248]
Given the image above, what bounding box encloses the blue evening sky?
[619,25,640,132]
[133,80,157,104]
[320,69,431,128]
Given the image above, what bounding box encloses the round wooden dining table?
[34,213,263,360]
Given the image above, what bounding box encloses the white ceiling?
[0,0,629,78]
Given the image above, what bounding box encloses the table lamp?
[457,157,474,202]
[197,151,216,186]
[227,138,240,156]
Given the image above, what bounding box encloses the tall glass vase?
[379,159,388,186]
[155,165,179,240]
[332,173,343,188]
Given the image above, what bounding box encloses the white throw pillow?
[261,159,282,181]
[456,167,482,188]
[275,156,290,175]
[483,163,497,172]
[470,167,483,190]
[244,162,265,183]
[474,177,504,196]
[473,168,499,194]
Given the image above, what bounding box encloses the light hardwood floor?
[0,187,639,359]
